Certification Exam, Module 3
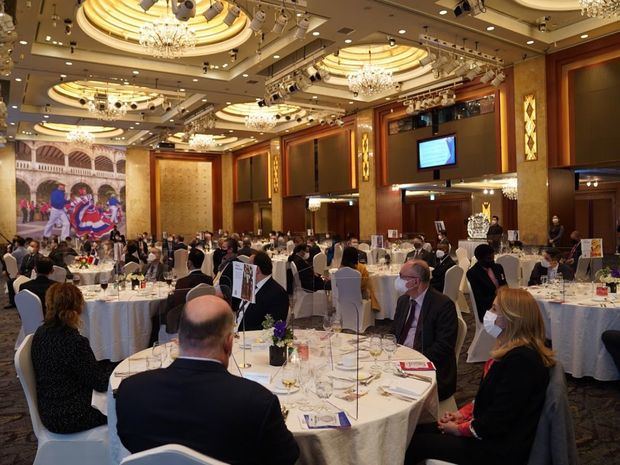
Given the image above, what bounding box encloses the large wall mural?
[15,141,126,239]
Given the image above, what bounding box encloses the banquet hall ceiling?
[3,0,618,150]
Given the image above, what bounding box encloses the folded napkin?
[382,377,430,399]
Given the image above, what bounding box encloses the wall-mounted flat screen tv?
[417,134,456,169]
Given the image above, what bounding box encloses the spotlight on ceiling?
[203,0,224,21]
[139,0,157,12]
[480,69,495,84]
[172,0,196,21]
[388,36,396,47]
[454,61,470,76]
[249,9,266,33]
[294,16,310,40]
[465,65,483,80]
[272,10,289,34]
[223,3,241,26]
[419,52,437,66]
[130,101,138,110]
[491,71,506,87]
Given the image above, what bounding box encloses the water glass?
[314,372,333,411]
[382,334,397,372]
[369,335,383,373]
[322,313,333,333]
[146,356,161,370]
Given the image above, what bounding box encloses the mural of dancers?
[43,183,71,238]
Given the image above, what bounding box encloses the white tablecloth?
[68,265,114,285]
[496,254,541,285]
[457,239,488,259]
[271,255,289,290]
[80,284,167,362]
[201,250,215,277]
[528,283,620,381]
[102,330,438,465]
[367,249,411,266]
[366,265,402,320]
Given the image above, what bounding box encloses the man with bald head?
[116,295,300,465]
[391,260,458,401]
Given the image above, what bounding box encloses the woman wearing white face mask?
[407,287,555,465]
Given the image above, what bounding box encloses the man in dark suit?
[19,257,55,310]
[430,243,456,293]
[117,295,300,465]
[390,260,458,401]
[290,244,328,292]
[217,238,241,300]
[175,235,188,250]
[466,244,507,322]
[237,238,255,258]
[161,248,213,336]
[19,240,43,278]
[307,236,322,261]
[528,248,575,286]
[406,236,435,267]
[565,230,582,272]
[237,252,289,331]
[349,236,368,264]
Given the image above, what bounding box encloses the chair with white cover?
[121,444,230,465]
[237,255,250,264]
[15,289,44,349]
[13,275,32,294]
[358,242,370,252]
[312,252,327,276]
[466,280,496,363]
[590,257,603,279]
[422,242,433,252]
[64,254,77,266]
[423,460,457,465]
[496,255,520,288]
[442,266,463,310]
[400,241,412,250]
[14,335,110,465]
[173,249,189,279]
[455,247,468,265]
[456,257,470,314]
[574,257,590,282]
[372,247,387,265]
[186,283,216,302]
[332,243,344,268]
[333,267,374,333]
[123,262,140,275]
[289,262,328,319]
[3,252,18,279]
[437,315,467,417]
[286,240,295,255]
[50,266,67,283]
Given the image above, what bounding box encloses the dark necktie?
[398,300,417,345]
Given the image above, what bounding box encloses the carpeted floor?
[1,279,619,465]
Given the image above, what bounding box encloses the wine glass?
[382,334,397,373]
[297,362,314,411]
[146,356,161,370]
[100,276,109,297]
[322,313,333,334]
[152,342,165,364]
[368,335,383,373]
[164,271,173,289]
[314,371,333,412]
[281,364,299,408]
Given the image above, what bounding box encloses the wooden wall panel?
[287,141,315,196]
[233,201,254,233]
[251,153,269,200]
[502,197,518,231]
[282,196,307,233]
[317,133,351,193]
[403,195,471,246]
[548,168,575,248]
[376,186,403,237]
[236,157,252,202]
[327,203,359,239]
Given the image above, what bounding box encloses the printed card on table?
[232,261,257,303]
[581,238,603,258]
[387,229,399,239]
[400,361,436,371]
[371,235,384,249]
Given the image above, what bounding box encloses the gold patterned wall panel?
[524,94,538,161]
[0,144,17,238]
[221,153,234,231]
[125,147,151,238]
[158,159,213,236]
[270,139,283,231]
[356,110,377,240]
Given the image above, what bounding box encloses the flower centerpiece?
[262,314,294,366]
[598,267,620,292]
[126,273,145,290]
[76,255,90,269]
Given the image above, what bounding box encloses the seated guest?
[391,260,457,401]
[124,241,142,265]
[144,248,165,282]
[31,283,114,433]
[163,248,213,335]
[340,247,379,310]
[406,287,554,465]
[19,257,56,310]
[213,238,226,271]
[236,252,289,331]
[175,235,188,250]
[217,238,240,291]
[290,244,329,292]
[237,238,255,257]
[405,236,435,267]
[437,230,450,248]
[565,230,582,272]
[430,243,456,293]
[307,236,322,261]
[348,236,368,264]
[602,330,620,373]
[19,240,43,277]
[326,235,342,266]
[467,244,507,322]
[528,247,575,286]
[117,295,300,465]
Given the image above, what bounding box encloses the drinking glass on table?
[100,276,109,297]
[297,361,314,411]
[152,342,165,364]
[281,364,299,408]
[331,314,342,346]
[382,334,397,373]
[314,371,334,412]
[369,335,383,373]
[322,313,333,333]
[164,271,173,289]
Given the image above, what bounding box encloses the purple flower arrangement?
[262,314,294,348]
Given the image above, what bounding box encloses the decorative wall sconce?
[272,152,280,193]
[361,132,371,182]
[524,93,538,161]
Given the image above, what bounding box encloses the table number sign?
[232,262,258,303]
[581,238,603,258]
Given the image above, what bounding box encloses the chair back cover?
[590,257,603,279]
[422,242,433,252]
[121,444,230,465]
[455,316,467,367]
[465,279,496,363]
[442,265,463,304]
[123,262,140,275]
[400,242,412,250]
[237,255,250,264]
[455,247,468,264]
[173,249,189,278]
[13,275,32,294]
[334,267,364,333]
[186,283,216,302]
[286,241,295,255]
[15,290,44,337]
[64,254,77,266]
[332,244,344,268]
[14,335,45,436]
[358,243,370,252]
[50,266,67,283]
[457,257,470,294]
[496,255,520,288]
[3,253,18,278]
[312,252,327,276]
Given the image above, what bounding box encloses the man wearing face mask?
[144,248,165,282]
[405,236,435,267]
[466,244,507,323]
[548,215,564,247]
[19,240,43,278]
[348,236,368,264]
[528,248,574,286]
[487,215,503,252]
[430,243,456,292]
[290,244,329,292]
[391,260,458,401]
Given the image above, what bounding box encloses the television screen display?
[417,135,456,169]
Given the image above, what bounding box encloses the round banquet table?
[80,283,168,362]
[528,283,620,381]
[367,249,411,266]
[68,264,114,285]
[100,330,438,465]
[496,254,541,285]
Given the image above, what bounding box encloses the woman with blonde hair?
[406,287,554,465]
[31,283,115,433]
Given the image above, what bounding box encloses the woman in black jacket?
[31,283,115,434]
[406,287,555,465]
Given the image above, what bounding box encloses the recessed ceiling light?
[43,115,49,118]
[296,12,302,17]
[19,40,28,45]
[10,122,15,125]
[132,70,139,75]
[312,31,320,36]
[527,40,535,45]
[273,55,280,59]
[285,129,290,132]
[242,73,249,78]
[229,129,233,133]
[60,74,67,78]
[226,101,232,105]
[201,98,207,102]
[398,29,406,34]
[58,42,63,45]
[52,41,58,45]
[385,97,391,100]
[348,101,354,104]
[580,34,589,39]
[486,26,495,31]
[65,61,72,65]
[129,126,134,129]
[14,77,22,82]
[169,119,174,122]
[439,9,448,15]
[45,35,51,41]
[192,78,198,82]
[11,105,17,109]
[312,95,318,99]
[180,88,186,91]
[135,122,140,125]
[344,39,352,44]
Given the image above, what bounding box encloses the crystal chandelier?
[139,1,196,59]
[189,134,215,152]
[86,93,128,121]
[579,0,619,18]
[66,127,95,146]
[347,51,394,97]
[501,179,518,201]
[307,198,321,212]
[245,110,277,131]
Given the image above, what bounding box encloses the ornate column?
[125,147,151,238]
[0,143,17,238]
[355,109,377,240]
[270,138,283,232]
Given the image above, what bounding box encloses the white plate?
[270,383,300,395]
[333,379,355,390]
[336,362,361,371]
